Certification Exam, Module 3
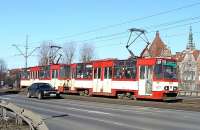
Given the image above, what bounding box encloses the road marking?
[67,107,111,115]
[17,104,150,130]
[69,113,151,130]
[2,95,112,115]
[0,97,11,100]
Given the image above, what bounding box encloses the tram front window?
[163,64,177,80]
[154,60,177,80]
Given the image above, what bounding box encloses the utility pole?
[25,35,28,68]
[12,35,40,69]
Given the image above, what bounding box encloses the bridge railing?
[178,90,200,97]
[0,100,49,130]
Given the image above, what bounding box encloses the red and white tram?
[20,57,178,100]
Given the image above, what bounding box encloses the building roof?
[175,50,200,62]
[174,26,200,62]
[147,31,171,57]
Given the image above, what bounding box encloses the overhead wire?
[94,21,200,48]
[74,15,200,46]
[26,1,200,45]
[53,1,200,39]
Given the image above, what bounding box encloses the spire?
[187,26,195,50]
[156,30,159,37]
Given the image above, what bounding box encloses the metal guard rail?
[178,90,200,97]
[0,100,48,130]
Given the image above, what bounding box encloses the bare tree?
[38,41,50,66]
[63,42,76,64]
[79,43,95,63]
[38,41,62,65]
[0,59,7,86]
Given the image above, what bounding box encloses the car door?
[31,83,39,97]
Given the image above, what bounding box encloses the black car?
[27,83,60,99]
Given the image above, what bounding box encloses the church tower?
[186,26,195,50]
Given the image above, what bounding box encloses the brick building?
[141,31,171,58]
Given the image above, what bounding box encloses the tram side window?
[31,72,34,79]
[140,66,145,79]
[154,64,163,79]
[45,70,50,78]
[29,72,32,79]
[94,68,101,79]
[98,68,101,79]
[60,66,71,78]
[104,67,112,79]
[94,68,97,79]
[113,60,136,80]
[76,64,92,79]
[39,70,45,78]
[39,66,50,79]
[36,71,39,79]
[114,67,121,79]
[21,70,29,79]
[34,71,37,79]
[52,69,58,79]
[71,68,76,79]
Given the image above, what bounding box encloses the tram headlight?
[173,86,178,91]
[164,86,169,90]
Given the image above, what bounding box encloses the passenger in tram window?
[81,72,84,78]
[125,70,131,79]
[121,67,125,79]
[86,71,90,78]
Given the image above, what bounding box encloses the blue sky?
[0,0,200,69]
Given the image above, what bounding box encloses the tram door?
[103,67,112,93]
[138,65,153,95]
[93,67,102,92]
[51,69,59,88]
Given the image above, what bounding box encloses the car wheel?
[38,93,43,100]
[27,92,31,98]
[56,94,61,99]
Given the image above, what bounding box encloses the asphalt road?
[0,94,200,130]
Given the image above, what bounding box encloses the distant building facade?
[6,68,21,88]
[141,29,200,91]
[174,26,200,91]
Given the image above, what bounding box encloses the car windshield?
[38,84,53,90]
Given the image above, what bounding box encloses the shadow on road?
[0,89,20,96]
